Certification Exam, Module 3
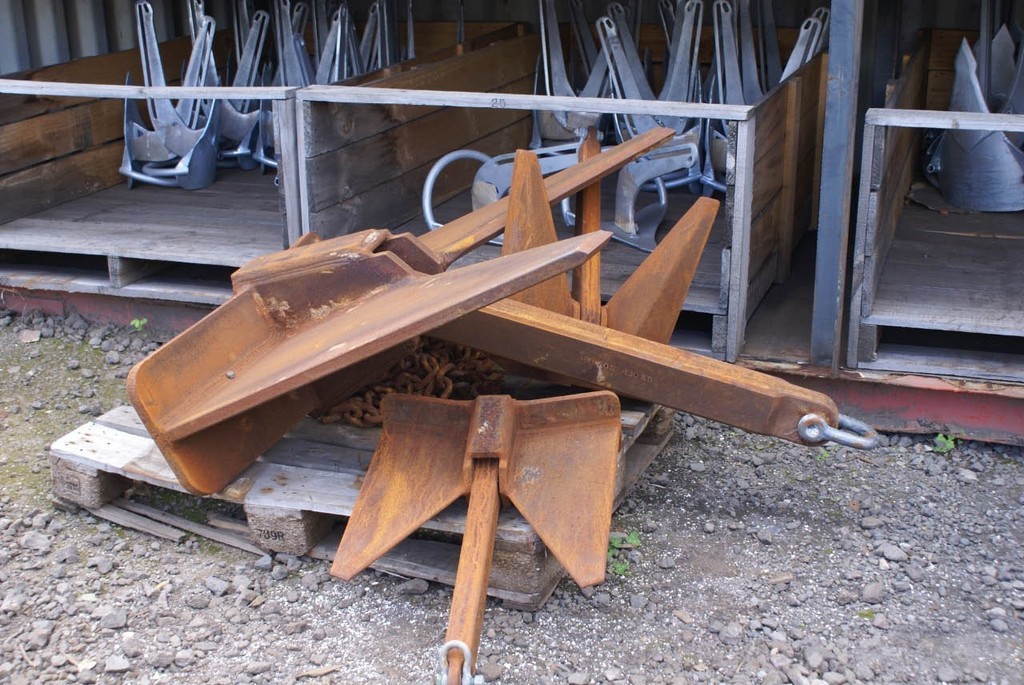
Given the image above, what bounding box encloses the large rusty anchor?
[128,128,676,495]
[127,125,876,685]
[332,391,623,684]
[329,131,876,685]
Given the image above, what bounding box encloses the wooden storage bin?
[0,35,218,225]
[0,24,527,306]
[848,31,1024,382]
[296,37,826,362]
[0,33,290,305]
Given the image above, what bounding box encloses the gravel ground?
[1,307,1023,685]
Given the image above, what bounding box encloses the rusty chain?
[320,337,505,427]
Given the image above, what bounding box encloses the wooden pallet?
[50,401,675,610]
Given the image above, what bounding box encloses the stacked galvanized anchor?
[424,0,830,253]
[121,0,422,186]
[925,0,1024,211]
[128,128,875,684]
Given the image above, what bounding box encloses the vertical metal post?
[810,0,865,369]
[67,0,110,60]
[0,0,32,75]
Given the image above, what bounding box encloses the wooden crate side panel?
[336,47,461,86]
[862,38,929,305]
[302,34,540,157]
[925,30,975,110]
[0,142,123,225]
[792,55,824,235]
[927,30,977,72]
[636,26,800,72]
[927,70,955,111]
[865,134,916,309]
[306,76,532,212]
[309,118,531,237]
[407,22,526,54]
[884,36,930,112]
[0,98,123,177]
[0,36,202,126]
[747,81,791,287]
[847,122,883,367]
[332,24,525,88]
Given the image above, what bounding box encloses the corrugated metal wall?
[0,0,232,76]
[0,0,1008,78]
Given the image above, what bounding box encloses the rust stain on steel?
[128,230,609,495]
[330,392,622,683]
[431,299,839,445]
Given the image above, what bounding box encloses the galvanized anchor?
[331,391,623,685]
[120,1,221,190]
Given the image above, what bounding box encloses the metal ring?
[798,413,880,450]
[434,640,481,685]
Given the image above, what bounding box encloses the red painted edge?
[748,363,1024,447]
[2,288,212,335]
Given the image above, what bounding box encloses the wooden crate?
[297,41,826,362]
[49,401,674,611]
[847,33,1024,383]
[0,24,528,306]
[0,32,291,306]
[0,35,203,225]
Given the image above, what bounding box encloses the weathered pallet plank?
[0,170,282,271]
[0,141,122,224]
[0,263,233,306]
[858,343,1024,383]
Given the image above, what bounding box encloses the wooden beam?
[865,107,1024,131]
[298,86,755,122]
[0,79,293,100]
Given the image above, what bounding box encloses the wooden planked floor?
[740,232,816,364]
[865,205,1024,337]
[0,169,284,267]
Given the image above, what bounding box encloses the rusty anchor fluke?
[331,391,623,685]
